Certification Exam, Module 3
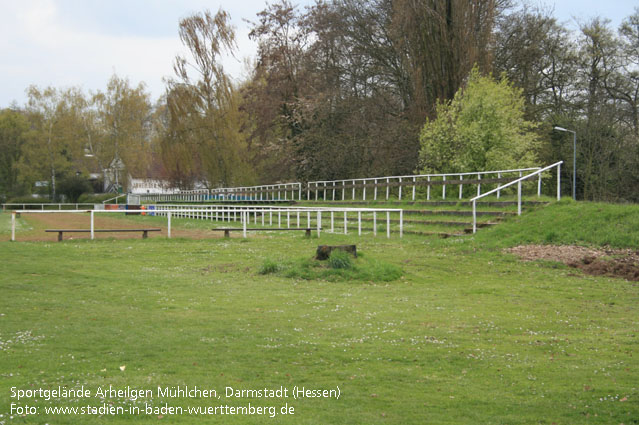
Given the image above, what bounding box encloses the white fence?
[137,183,303,203]
[470,161,563,233]
[2,203,96,211]
[9,205,403,241]
[307,167,542,201]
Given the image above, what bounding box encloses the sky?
[0,0,637,108]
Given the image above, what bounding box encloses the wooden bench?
[45,228,161,241]
[212,227,314,238]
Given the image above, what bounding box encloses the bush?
[259,259,282,275]
[58,175,92,203]
[327,250,353,269]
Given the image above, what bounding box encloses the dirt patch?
[506,244,639,281]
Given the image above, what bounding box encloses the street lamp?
[553,126,577,201]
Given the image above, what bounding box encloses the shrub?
[259,259,281,275]
[328,250,353,269]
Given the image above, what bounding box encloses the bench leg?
[224,230,230,238]
[58,232,63,242]
[143,230,148,239]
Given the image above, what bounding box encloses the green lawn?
[0,204,637,424]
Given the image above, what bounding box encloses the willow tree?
[163,9,254,189]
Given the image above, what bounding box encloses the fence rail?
[9,204,403,241]
[137,183,303,203]
[2,203,96,211]
[470,161,563,233]
[307,167,542,201]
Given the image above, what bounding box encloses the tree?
[494,5,578,120]
[23,86,84,200]
[58,174,92,202]
[162,8,254,188]
[0,108,29,198]
[94,74,152,190]
[418,68,540,173]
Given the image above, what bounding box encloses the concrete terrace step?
[299,200,548,207]
[339,227,466,238]
[358,217,498,227]
[402,209,516,217]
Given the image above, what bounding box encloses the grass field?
[0,202,638,424]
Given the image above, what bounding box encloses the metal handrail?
[470,161,563,233]
[102,194,127,204]
[308,167,541,184]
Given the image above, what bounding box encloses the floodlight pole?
[553,126,577,201]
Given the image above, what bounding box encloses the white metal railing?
[210,183,302,202]
[307,167,542,202]
[102,194,127,204]
[2,203,95,211]
[470,161,563,233]
[137,183,303,203]
[9,204,403,241]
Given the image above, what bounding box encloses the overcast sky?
[1,0,637,108]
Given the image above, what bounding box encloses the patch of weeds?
[328,250,353,269]
[259,259,282,275]
[284,255,402,282]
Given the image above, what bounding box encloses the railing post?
[386,211,390,239]
[537,173,542,197]
[363,181,366,201]
[517,181,522,216]
[358,211,361,235]
[344,211,347,234]
[477,174,481,197]
[374,179,378,201]
[399,210,403,238]
[243,211,247,238]
[557,163,561,200]
[331,211,334,232]
[167,212,172,239]
[90,210,94,240]
[386,178,390,200]
[398,177,402,200]
[11,211,16,242]
[427,176,431,200]
[442,176,446,200]
[373,212,377,236]
[412,177,416,201]
[352,180,356,200]
[472,201,477,234]
[459,175,463,199]
[317,211,321,238]
[497,172,501,198]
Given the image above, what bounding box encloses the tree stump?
[316,245,357,261]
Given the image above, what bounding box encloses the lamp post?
[553,126,577,201]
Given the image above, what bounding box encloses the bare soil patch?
[506,244,639,281]
[14,212,227,242]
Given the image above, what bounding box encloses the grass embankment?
[474,200,639,249]
[0,206,637,424]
